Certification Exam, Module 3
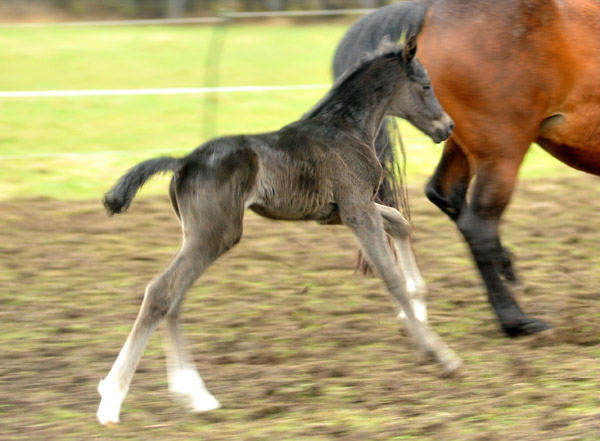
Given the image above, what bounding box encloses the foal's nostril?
[448,120,455,132]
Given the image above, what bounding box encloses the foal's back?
[178,116,383,224]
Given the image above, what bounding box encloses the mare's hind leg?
[376,203,428,323]
[341,204,461,375]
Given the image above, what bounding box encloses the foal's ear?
[402,35,418,63]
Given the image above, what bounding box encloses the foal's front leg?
[342,204,461,375]
[376,203,428,323]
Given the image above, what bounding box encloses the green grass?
[0,24,577,200]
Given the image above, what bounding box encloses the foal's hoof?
[170,389,221,413]
[501,317,552,337]
[169,369,221,413]
[97,379,125,426]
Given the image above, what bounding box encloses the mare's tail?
[103,156,180,215]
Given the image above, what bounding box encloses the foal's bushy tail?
[103,156,180,215]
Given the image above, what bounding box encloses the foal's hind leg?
[163,296,221,413]
[97,202,245,424]
[376,203,428,323]
[97,243,210,425]
[342,204,461,375]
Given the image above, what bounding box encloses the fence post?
[265,0,284,10]
[202,10,230,139]
[166,0,186,18]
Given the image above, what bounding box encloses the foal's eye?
[422,84,431,91]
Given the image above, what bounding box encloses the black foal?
[97,37,458,426]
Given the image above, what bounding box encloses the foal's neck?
[303,58,401,144]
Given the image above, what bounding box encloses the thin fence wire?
[0,147,191,161]
[0,8,373,28]
[0,8,370,161]
[0,17,226,27]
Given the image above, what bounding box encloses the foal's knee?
[382,209,411,239]
[393,212,411,238]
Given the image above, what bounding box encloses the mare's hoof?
[501,317,552,337]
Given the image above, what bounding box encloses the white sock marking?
[97,378,126,425]
[169,368,221,413]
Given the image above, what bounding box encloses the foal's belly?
[248,201,338,222]
[246,162,337,221]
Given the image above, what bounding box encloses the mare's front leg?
[426,138,522,292]
[376,203,428,323]
[456,157,551,336]
[341,203,461,375]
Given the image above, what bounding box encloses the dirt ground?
[0,175,599,441]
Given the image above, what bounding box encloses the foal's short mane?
[302,39,404,121]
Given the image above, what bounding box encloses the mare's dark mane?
[332,1,431,78]
[331,1,433,228]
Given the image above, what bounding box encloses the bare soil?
[0,175,598,440]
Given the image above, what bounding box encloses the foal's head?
[386,36,454,143]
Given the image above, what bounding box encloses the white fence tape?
[0,84,330,98]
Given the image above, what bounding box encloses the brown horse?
[334,0,600,337]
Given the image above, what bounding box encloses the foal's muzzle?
[430,114,454,144]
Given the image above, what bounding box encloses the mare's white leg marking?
[169,368,221,413]
[97,378,126,425]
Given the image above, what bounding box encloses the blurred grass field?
[0,23,579,200]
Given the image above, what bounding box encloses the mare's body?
[334,0,600,337]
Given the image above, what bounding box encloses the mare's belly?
[537,110,600,176]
